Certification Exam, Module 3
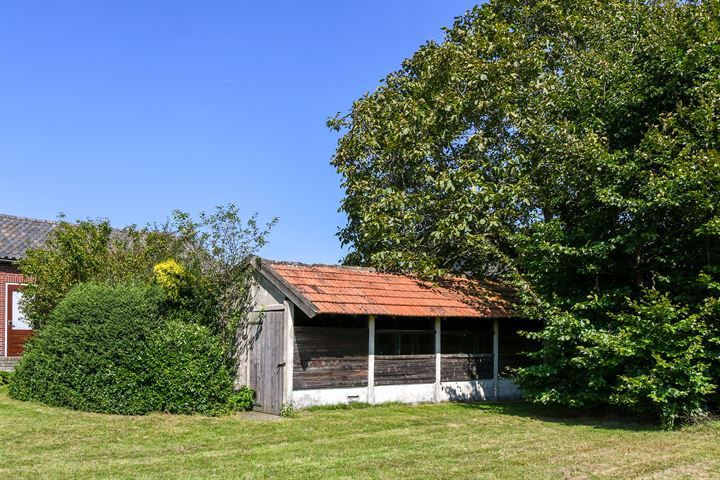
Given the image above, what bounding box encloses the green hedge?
[10,282,253,415]
[148,320,234,415]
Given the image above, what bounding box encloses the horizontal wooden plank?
[499,354,533,376]
[375,355,435,385]
[441,354,493,381]
[294,326,369,389]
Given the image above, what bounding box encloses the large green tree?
[329,0,720,427]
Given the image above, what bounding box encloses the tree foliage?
[19,205,277,361]
[329,0,720,426]
[19,217,185,330]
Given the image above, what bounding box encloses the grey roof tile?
[0,214,57,261]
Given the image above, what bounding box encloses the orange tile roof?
[261,260,516,318]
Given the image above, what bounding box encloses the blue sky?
[0,0,477,264]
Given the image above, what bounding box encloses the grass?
[1,387,719,479]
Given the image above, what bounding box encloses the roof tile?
[0,214,56,261]
[265,261,515,318]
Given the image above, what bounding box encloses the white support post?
[368,315,376,404]
[493,318,499,400]
[434,316,441,402]
[283,300,294,405]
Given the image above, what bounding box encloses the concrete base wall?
[293,386,368,408]
[292,379,522,408]
[440,380,490,402]
[439,379,521,401]
[0,356,20,372]
[375,383,435,404]
[497,378,522,399]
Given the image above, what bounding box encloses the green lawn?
[1,387,718,479]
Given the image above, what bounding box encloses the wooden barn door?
[7,284,32,356]
[249,310,285,415]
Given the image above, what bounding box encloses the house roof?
[0,214,56,261]
[255,258,516,319]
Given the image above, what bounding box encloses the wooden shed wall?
[374,354,435,385]
[290,315,529,389]
[499,319,540,377]
[293,326,368,389]
[441,353,493,381]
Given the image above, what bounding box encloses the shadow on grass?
[303,399,658,431]
[304,402,372,412]
[304,401,407,412]
[450,400,660,432]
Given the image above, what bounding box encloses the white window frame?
[5,283,28,357]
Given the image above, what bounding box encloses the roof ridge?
[268,259,488,284]
[1,213,135,232]
[262,257,377,272]
[0,213,130,262]
[0,213,58,225]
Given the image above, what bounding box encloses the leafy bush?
[228,386,256,412]
[280,402,296,418]
[9,282,251,415]
[603,293,716,429]
[11,204,274,415]
[153,259,189,303]
[147,320,235,415]
[0,371,13,386]
[10,283,165,414]
[517,292,717,428]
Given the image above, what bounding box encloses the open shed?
[239,258,537,415]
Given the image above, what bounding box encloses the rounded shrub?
[9,281,252,415]
[10,282,165,414]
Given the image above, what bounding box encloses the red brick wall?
[0,261,26,357]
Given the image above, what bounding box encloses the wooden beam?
[493,318,499,400]
[242,322,251,385]
[368,315,376,404]
[254,263,319,318]
[251,303,285,312]
[434,316,441,402]
[283,300,295,405]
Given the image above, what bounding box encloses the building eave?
[251,257,320,318]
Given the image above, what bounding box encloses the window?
[376,331,434,355]
[441,318,492,354]
[499,319,541,375]
[441,331,491,354]
[10,287,31,330]
[294,310,367,328]
[375,316,434,355]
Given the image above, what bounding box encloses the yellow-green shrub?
[153,259,188,303]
